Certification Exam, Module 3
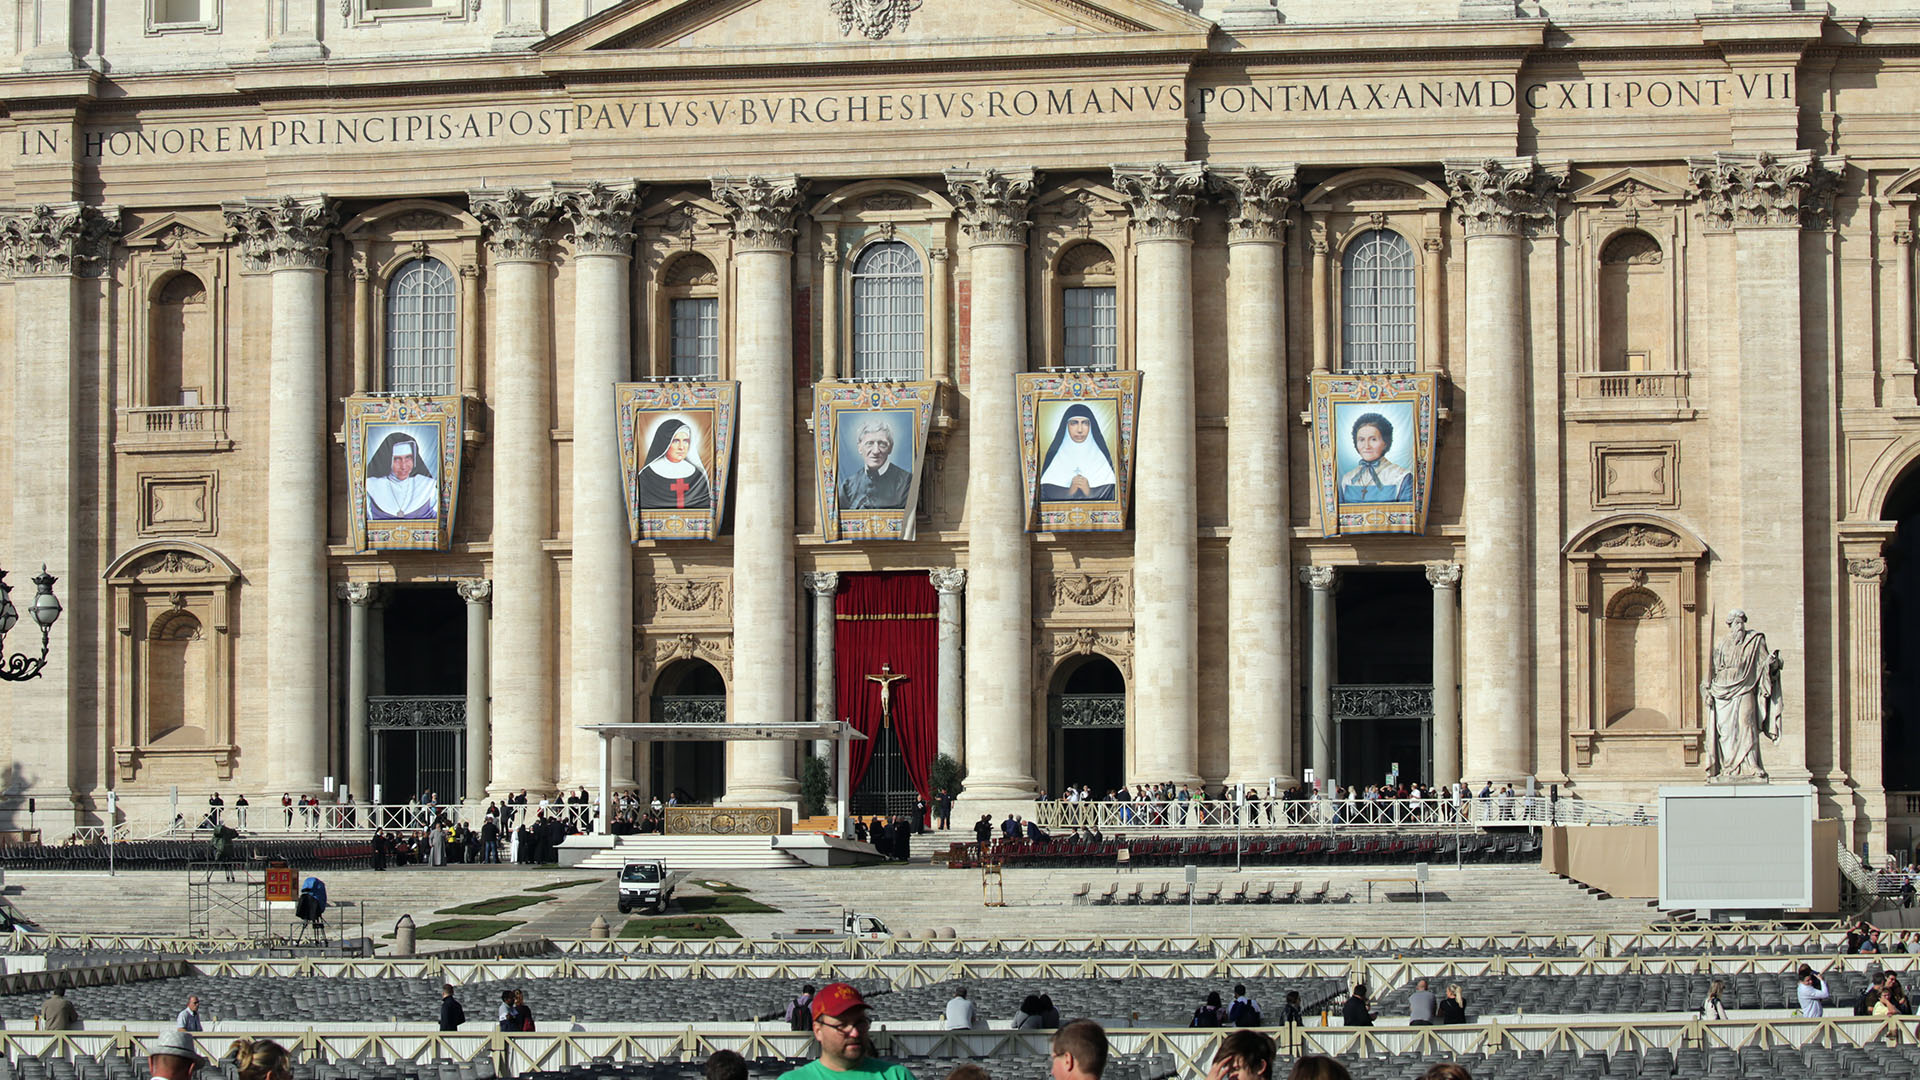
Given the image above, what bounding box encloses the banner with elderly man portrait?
[1016,370,1142,533]
[615,381,739,541]
[813,381,936,542]
[1308,371,1438,536]
[344,395,467,552]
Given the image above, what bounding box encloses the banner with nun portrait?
[1016,370,1142,532]
[614,381,739,541]
[344,395,467,551]
[1307,371,1439,536]
[813,380,936,542]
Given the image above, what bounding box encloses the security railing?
[1036,796,1655,831]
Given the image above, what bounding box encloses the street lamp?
[0,565,62,682]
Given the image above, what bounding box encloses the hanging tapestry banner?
[1307,371,1439,536]
[344,395,467,552]
[1016,370,1142,533]
[813,380,936,542]
[615,380,739,542]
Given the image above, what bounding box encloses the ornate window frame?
[342,200,482,397]
[638,191,732,380]
[811,180,957,384]
[118,214,233,453]
[1568,168,1692,419]
[1880,166,1920,408]
[1565,515,1706,769]
[1302,169,1449,376]
[1033,179,1134,375]
[342,0,477,26]
[147,0,221,34]
[104,541,242,783]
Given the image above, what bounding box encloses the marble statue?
[1701,609,1783,780]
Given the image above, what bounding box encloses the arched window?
[664,253,720,378]
[1597,231,1667,372]
[1341,229,1416,374]
[1056,241,1117,371]
[850,240,924,381]
[384,257,456,395]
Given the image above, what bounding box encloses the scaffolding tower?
[185,862,268,941]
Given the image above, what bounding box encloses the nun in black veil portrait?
[364,429,439,520]
[1038,402,1117,501]
[637,417,712,511]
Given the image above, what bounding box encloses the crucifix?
[866,663,909,728]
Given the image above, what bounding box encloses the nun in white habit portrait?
[638,417,712,510]
[364,431,438,520]
[1038,403,1117,500]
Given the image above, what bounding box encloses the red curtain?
[834,572,939,803]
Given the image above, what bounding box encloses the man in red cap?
[779,983,914,1080]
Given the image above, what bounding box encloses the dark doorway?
[1331,568,1434,787]
[1048,655,1127,798]
[1884,468,1920,792]
[649,659,726,804]
[371,585,467,805]
[382,586,465,694]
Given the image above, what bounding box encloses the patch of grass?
[436,894,551,916]
[620,916,740,939]
[676,894,779,915]
[697,879,749,893]
[527,878,602,893]
[413,918,525,941]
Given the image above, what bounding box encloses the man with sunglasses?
[781,983,914,1080]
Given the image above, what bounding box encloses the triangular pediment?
[1572,167,1688,206]
[122,213,223,250]
[539,0,1212,55]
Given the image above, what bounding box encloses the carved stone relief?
[639,632,732,686]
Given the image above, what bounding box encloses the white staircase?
[570,835,809,870]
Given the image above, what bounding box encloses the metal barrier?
[1036,797,1656,832]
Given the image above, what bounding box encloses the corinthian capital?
[470,188,562,263]
[0,202,122,278]
[222,195,334,272]
[1112,162,1207,242]
[557,180,642,257]
[944,167,1038,246]
[1687,151,1846,231]
[711,175,804,253]
[1208,165,1299,244]
[1443,157,1568,238]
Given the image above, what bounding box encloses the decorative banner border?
[344,395,466,552]
[615,381,740,542]
[1016,370,1142,533]
[813,381,937,543]
[1308,371,1439,536]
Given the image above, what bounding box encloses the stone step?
[573,835,809,870]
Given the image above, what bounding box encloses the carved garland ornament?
[1112,162,1207,242]
[0,203,122,278]
[1687,151,1845,231]
[655,577,731,613]
[1050,573,1129,608]
[1443,157,1567,238]
[222,196,334,272]
[1593,524,1680,550]
[139,551,214,577]
[829,0,922,39]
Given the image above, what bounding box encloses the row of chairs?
[0,839,376,871]
[1072,879,1353,905]
[994,832,1540,869]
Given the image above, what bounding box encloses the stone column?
[0,202,118,820]
[1212,166,1298,788]
[1846,555,1889,856]
[1896,229,1916,402]
[459,578,493,803]
[340,583,376,801]
[945,167,1039,800]
[1689,151,1843,784]
[561,181,641,791]
[226,196,336,793]
[471,188,561,795]
[930,568,967,762]
[1299,566,1337,783]
[1115,162,1206,787]
[1444,157,1565,784]
[819,245,840,381]
[1308,220,1332,373]
[804,572,839,775]
[1426,561,1463,787]
[713,175,805,806]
